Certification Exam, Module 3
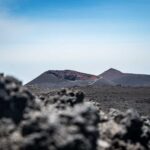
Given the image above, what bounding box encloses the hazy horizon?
[0,0,150,83]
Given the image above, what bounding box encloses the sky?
[0,0,150,83]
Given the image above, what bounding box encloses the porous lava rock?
[98,109,150,150]
[0,74,38,123]
[0,74,100,150]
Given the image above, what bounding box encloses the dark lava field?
[28,85,150,116]
[0,73,150,150]
[79,86,150,116]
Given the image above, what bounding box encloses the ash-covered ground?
[0,74,150,150]
[28,85,150,116]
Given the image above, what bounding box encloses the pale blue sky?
[0,0,150,83]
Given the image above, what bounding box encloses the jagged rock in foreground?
[98,109,150,150]
[0,74,40,123]
[0,74,150,150]
[0,74,99,150]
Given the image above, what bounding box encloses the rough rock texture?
[0,74,39,123]
[43,88,85,108]
[98,109,150,150]
[20,103,99,150]
[0,74,150,150]
[0,74,100,150]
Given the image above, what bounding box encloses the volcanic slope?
[27,68,150,88]
[99,68,150,87]
[90,77,115,87]
[26,70,98,88]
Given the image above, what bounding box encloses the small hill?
[26,68,150,88]
[45,70,98,81]
[99,68,125,81]
[100,68,150,87]
[26,70,98,88]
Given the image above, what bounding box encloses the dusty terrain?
[0,74,150,150]
[27,85,150,116]
[26,68,150,116]
[79,86,150,116]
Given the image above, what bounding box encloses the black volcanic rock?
[99,109,150,150]
[0,74,100,150]
[20,103,100,150]
[0,74,37,123]
[1,73,150,150]
[44,89,85,108]
[0,74,150,149]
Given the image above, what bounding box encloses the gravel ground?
[0,74,150,150]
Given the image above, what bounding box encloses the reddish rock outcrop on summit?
[27,68,150,88]
[46,70,98,81]
[26,70,98,88]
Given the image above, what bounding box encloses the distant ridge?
[45,70,98,81]
[26,70,98,88]
[26,68,150,88]
[99,68,150,87]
